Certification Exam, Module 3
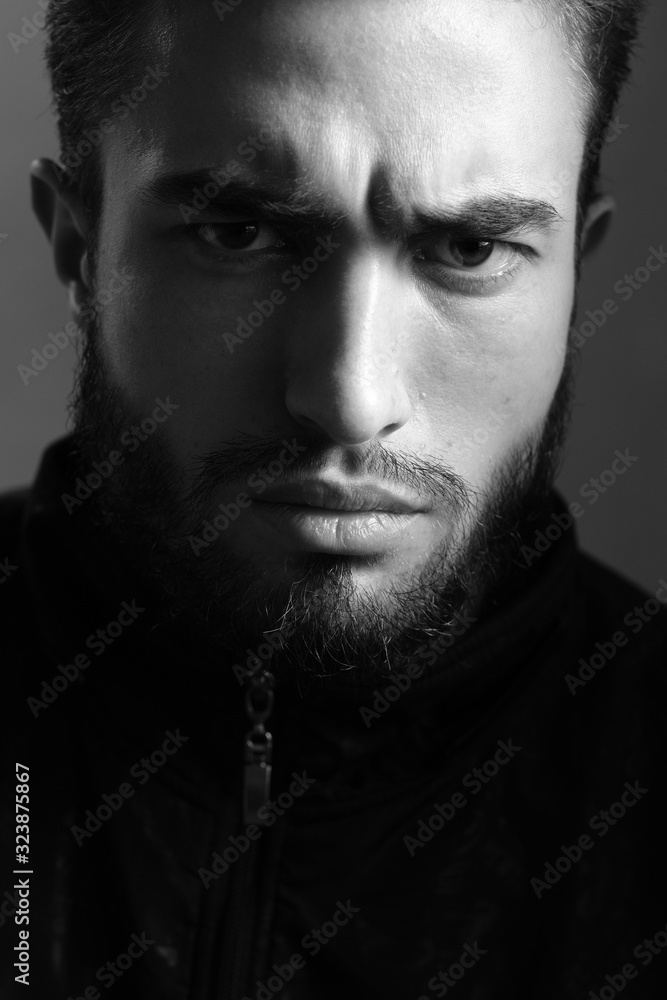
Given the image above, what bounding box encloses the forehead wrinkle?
[366,166,563,240]
[116,0,586,246]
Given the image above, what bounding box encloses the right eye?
[192,220,290,254]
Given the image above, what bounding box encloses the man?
[1,0,665,996]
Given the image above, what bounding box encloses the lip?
[249,501,422,555]
[255,479,425,515]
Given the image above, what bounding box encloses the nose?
[284,248,413,446]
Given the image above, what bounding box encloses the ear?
[580,194,615,259]
[30,158,92,320]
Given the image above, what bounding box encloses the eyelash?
[181,225,291,274]
[182,224,534,293]
[417,242,534,294]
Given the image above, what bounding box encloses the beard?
[66,283,577,692]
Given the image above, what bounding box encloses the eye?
[416,237,511,272]
[413,235,532,293]
[194,220,289,254]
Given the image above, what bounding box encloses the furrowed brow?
[391,196,564,243]
[138,171,345,231]
[139,173,562,245]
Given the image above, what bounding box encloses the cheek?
[413,255,575,479]
[96,274,261,459]
[93,200,293,457]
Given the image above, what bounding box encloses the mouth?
[249,500,423,556]
[255,478,425,516]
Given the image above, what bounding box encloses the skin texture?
[32,0,613,686]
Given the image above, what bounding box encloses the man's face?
[62,0,586,684]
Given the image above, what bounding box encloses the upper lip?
[256,479,424,514]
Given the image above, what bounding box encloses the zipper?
[219,666,276,998]
[218,839,261,999]
[242,668,275,826]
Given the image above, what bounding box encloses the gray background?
[1,0,665,591]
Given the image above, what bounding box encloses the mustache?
[186,432,476,518]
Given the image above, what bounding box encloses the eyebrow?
[140,169,562,241]
[398,197,563,244]
[139,171,345,232]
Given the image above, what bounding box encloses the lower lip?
[250,502,421,555]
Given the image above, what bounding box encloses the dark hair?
[44,0,647,236]
[540,0,648,232]
[44,0,163,235]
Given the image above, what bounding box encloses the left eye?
[195,220,288,253]
[416,237,513,271]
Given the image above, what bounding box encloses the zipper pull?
[243,669,275,826]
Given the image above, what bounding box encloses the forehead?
[110,0,584,218]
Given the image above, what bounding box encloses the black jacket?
[1,437,666,999]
